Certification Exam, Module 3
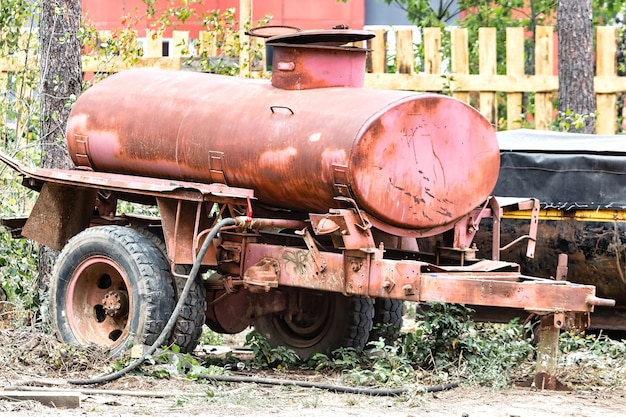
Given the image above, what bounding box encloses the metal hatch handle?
[270,105,294,115]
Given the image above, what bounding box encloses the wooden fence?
[364,26,624,134]
[1,26,625,134]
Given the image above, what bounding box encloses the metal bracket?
[332,164,352,199]
[209,151,227,184]
[297,228,327,272]
[334,196,371,231]
[489,197,539,260]
[243,258,280,293]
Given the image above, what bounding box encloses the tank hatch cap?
[246,25,302,39]
[266,30,374,90]
[266,29,375,46]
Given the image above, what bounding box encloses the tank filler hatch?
[262,29,375,90]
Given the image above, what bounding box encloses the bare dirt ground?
[0,328,625,417]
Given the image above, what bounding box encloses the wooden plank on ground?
[0,391,81,408]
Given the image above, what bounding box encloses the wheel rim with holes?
[66,256,132,347]
[50,226,176,357]
[269,292,333,348]
[254,290,374,359]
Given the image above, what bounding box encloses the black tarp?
[493,129,626,210]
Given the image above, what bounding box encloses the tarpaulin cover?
[493,129,626,210]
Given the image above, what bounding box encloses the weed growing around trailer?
[51,303,621,393]
[2,305,626,417]
[3,301,626,393]
[307,303,536,389]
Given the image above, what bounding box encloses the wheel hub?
[102,290,129,317]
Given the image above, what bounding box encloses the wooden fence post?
[199,30,217,56]
[369,29,387,74]
[534,26,554,130]
[424,27,441,75]
[171,30,190,57]
[239,0,252,77]
[145,30,163,58]
[450,28,469,104]
[596,26,617,134]
[479,27,497,127]
[506,27,525,130]
[396,29,415,75]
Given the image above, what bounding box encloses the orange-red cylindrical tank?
[66,68,500,237]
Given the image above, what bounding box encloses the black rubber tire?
[253,290,374,360]
[49,226,175,357]
[369,298,405,345]
[135,227,207,353]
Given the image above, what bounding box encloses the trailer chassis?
[0,152,614,389]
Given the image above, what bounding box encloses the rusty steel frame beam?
[0,150,254,204]
[242,241,609,313]
[0,150,256,257]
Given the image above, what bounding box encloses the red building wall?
[82,0,365,38]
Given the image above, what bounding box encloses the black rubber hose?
[197,374,460,396]
[67,217,237,385]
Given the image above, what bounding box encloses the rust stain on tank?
[259,147,298,167]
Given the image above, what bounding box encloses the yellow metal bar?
[502,208,626,222]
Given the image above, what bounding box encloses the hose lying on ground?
[11,377,460,397]
[198,374,460,396]
[67,217,237,386]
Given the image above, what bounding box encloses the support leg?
[533,315,568,391]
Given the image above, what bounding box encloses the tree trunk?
[557,0,596,133]
[38,1,82,289]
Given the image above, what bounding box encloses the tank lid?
[266,29,375,47]
[246,25,301,39]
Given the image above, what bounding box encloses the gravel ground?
[1,328,625,417]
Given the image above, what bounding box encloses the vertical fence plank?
[424,27,441,75]
[369,29,387,73]
[534,26,553,130]
[0,70,8,133]
[596,26,617,134]
[250,36,266,77]
[396,29,415,74]
[145,30,163,58]
[171,30,189,57]
[199,31,217,56]
[506,27,524,130]
[239,0,252,77]
[479,28,497,126]
[450,28,469,103]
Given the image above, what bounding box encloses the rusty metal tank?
[66,30,499,237]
